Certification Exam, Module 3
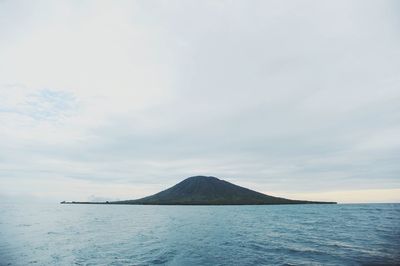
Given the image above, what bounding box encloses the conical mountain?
[113,176,336,205]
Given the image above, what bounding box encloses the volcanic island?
[61,175,336,205]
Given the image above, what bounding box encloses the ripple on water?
[0,203,399,265]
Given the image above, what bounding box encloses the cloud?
[0,0,399,202]
[0,86,78,121]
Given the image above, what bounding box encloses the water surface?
[0,203,399,265]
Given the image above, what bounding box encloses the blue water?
[0,203,399,265]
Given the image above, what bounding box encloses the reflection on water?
[0,203,399,265]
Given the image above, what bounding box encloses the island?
[61,175,336,205]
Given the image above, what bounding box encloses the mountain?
[104,176,336,205]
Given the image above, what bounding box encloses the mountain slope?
[113,176,336,205]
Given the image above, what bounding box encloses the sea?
[0,203,399,265]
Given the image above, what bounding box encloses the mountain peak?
[183,175,220,181]
[112,176,336,205]
[62,176,337,205]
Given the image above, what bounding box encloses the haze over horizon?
[1,0,399,203]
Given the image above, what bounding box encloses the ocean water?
[0,203,399,265]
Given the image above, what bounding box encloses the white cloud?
[0,0,399,203]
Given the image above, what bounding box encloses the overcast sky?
[1,0,399,203]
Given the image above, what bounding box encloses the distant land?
[61,176,336,205]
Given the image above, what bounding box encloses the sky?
[0,0,399,203]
